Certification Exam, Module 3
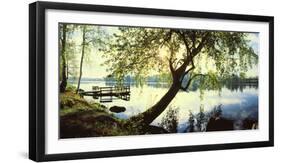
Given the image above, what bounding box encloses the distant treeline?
[68,74,258,91]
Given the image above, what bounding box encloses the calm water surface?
[70,80,258,132]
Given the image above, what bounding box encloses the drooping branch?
[181,73,208,91]
[169,31,211,91]
[124,55,153,70]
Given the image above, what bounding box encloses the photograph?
[28,1,274,161]
[59,23,259,139]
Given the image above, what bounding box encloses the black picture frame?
[29,1,274,162]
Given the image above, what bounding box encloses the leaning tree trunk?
[131,82,181,125]
[129,64,188,126]
[60,24,67,93]
[76,26,86,94]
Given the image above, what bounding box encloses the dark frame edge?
[29,2,46,162]
[39,141,273,162]
[37,1,272,21]
[268,16,274,147]
[43,141,272,162]
[29,2,38,161]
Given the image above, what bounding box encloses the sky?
[66,26,259,79]
[245,33,259,77]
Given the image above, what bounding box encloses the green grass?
[59,87,167,138]
[59,89,142,138]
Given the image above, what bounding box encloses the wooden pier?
[79,86,130,103]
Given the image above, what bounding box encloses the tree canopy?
[103,27,258,91]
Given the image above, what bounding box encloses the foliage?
[188,110,195,132]
[58,23,110,91]
[103,27,258,92]
[196,105,207,131]
[209,104,223,118]
[77,24,109,63]
[187,104,224,132]
[159,106,179,133]
[59,24,80,81]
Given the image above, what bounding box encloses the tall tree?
[59,24,67,92]
[76,26,87,93]
[59,24,79,92]
[104,27,258,126]
[76,25,108,93]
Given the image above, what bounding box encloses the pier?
[79,86,130,103]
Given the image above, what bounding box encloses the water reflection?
[71,80,258,132]
[224,83,258,92]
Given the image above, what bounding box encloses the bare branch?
[191,32,210,57]
[169,57,176,75]
[179,32,210,84]
[180,58,195,83]
[181,33,192,55]
[173,30,192,55]
[160,30,172,48]
[191,31,196,49]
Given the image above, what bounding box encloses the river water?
[70,80,258,132]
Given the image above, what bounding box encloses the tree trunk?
[60,24,67,93]
[129,79,183,126]
[66,59,69,80]
[129,61,189,126]
[76,26,86,93]
[129,57,189,125]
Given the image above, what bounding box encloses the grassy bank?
[60,89,127,138]
[59,88,167,138]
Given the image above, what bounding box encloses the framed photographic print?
[29,1,274,162]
